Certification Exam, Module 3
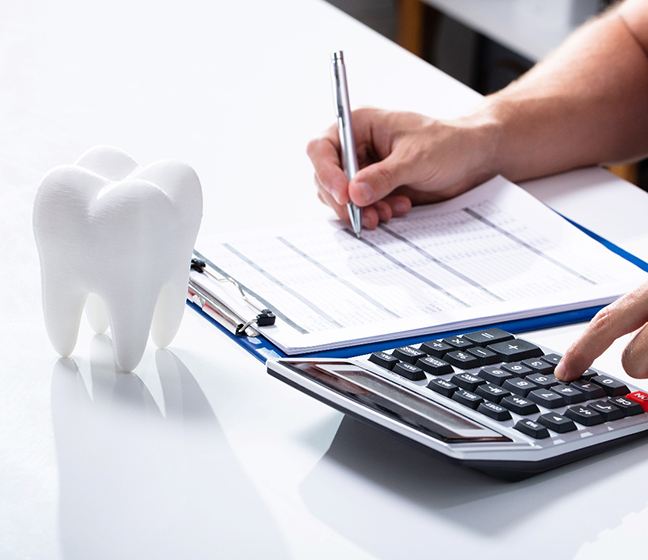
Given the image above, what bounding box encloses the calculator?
[266,328,648,479]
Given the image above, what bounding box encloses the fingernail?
[353,182,372,205]
[326,188,340,205]
[554,363,566,380]
[394,201,409,214]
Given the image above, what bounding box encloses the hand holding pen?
[307,84,498,230]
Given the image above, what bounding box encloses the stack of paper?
[194,176,646,355]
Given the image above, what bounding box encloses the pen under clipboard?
[188,251,276,338]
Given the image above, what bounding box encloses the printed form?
[195,176,646,354]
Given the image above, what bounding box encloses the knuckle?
[590,307,613,335]
[353,106,374,120]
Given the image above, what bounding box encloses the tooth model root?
[42,280,86,358]
[107,290,159,372]
[86,294,110,334]
[151,275,190,348]
[33,146,203,371]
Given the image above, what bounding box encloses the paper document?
[194,176,646,354]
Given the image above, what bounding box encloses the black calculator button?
[391,346,426,364]
[452,389,483,409]
[542,353,562,366]
[445,350,481,369]
[528,389,567,409]
[451,373,485,392]
[443,336,474,350]
[565,405,605,426]
[551,384,586,404]
[463,328,514,345]
[580,369,598,380]
[501,396,539,415]
[478,401,512,421]
[502,362,532,376]
[416,355,453,375]
[427,378,457,397]
[526,373,559,388]
[569,380,606,400]
[591,375,629,396]
[420,340,453,357]
[588,400,624,421]
[515,419,550,439]
[537,413,577,434]
[369,352,398,370]
[392,362,426,381]
[478,366,513,386]
[609,396,644,416]
[467,346,500,365]
[476,384,510,403]
[522,358,554,374]
[503,378,538,397]
[487,339,543,361]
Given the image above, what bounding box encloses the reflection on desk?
[301,415,648,559]
[51,336,287,560]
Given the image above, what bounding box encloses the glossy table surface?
[1,1,648,558]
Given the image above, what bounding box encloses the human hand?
[306,107,499,229]
[555,282,648,381]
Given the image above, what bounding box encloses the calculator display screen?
[281,361,509,443]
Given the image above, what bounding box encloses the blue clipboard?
[187,217,648,365]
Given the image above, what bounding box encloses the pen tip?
[355,231,361,239]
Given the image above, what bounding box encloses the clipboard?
[187,219,648,365]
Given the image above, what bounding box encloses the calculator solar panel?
[266,329,648,479]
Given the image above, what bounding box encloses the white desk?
[1,1,648,558]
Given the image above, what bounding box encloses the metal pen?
[331,50,362,238]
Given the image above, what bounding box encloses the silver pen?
[331,50,362,238]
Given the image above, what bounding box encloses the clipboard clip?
[189,257,276,337]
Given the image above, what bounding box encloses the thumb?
[348,155,406,206]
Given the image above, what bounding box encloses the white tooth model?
[33,146,203,371]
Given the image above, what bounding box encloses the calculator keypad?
[366,328,644,441]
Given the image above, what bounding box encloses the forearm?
[477,2,648,182]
